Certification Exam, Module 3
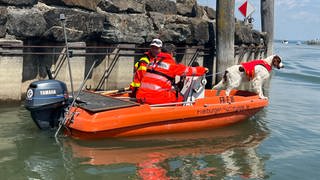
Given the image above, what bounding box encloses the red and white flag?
[238,1,255,18]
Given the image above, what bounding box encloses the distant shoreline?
[306,40,320,45]
[274,39,320,46]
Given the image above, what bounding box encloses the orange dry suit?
[136,52,206,104]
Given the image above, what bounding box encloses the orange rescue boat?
[25,76,268,139]
[64,89,268,139]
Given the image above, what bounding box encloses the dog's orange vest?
[241,60,272,80]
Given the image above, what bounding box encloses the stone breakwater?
[0,0,264,45]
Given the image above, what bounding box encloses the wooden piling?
[261,0,274,56]
[216,0,235,82]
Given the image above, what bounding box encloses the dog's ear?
[272,56,279,65]
[273,55,282,63]
[273,55,284,69]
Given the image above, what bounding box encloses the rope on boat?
[205,71,224,77]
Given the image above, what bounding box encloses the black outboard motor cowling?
[25,80,69,129]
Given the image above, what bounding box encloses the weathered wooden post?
[261,0,274,56]
[216,0,235,82]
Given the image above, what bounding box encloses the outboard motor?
[25,80,69,129]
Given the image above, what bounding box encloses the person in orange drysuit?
[130,39,163,98]
[136,44,208,104]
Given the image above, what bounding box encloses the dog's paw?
[259,96,268,100]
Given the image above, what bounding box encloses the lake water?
[0,43,319,179]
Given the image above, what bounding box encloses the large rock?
[40,0,101,11]
[161,24,192,43]
[98,0,145,14]
[195,5,205,18]
[0,7,7,38]
[0,26,5,38]
[176,0,197,17]
[102,13,154,43]
[163,14,190,25]
[0,8,7,24]
[235,22,261,45]
[144,0,176,14]
[43,8,104,41]
[149,13,191,43]
[252,30,263,45]
[149,13,210,44]
[44,26,84,42]
[0,0,37,6]
[6,8,47,38]
[101,11,209,45]
[177,0,197,7]
[204,6,215,19]
[190,19,209,44]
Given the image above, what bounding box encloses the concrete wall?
[84,44,135,91]
[0,39,23,101]
[54,42,86,92]
[105,44,135,90]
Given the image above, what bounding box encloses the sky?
[198,0,320,41]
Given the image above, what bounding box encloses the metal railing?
[0,44,212,56]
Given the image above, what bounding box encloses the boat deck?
[76,91,139,113]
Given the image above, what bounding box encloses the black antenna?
[60,13,75,98]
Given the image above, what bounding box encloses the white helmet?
[150,39,163,48]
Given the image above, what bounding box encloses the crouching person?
[136,44,208,104]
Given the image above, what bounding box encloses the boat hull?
[68,109,262,139]
[65,90,268,139]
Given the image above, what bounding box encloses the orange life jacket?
[241,60,272,80]
[130,51,154,88]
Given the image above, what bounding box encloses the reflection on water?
[60,110,270,179]
[0,104,269,179]
[61,120,269,179]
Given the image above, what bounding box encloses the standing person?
[136,44,208,104]
[130,39,163,98]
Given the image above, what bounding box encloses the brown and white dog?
[212,55,284,99]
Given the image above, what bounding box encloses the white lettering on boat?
[197,105,250,115]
